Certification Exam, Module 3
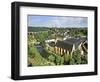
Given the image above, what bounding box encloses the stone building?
[46,37,87,56]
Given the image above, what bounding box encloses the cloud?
[28,15,88,27]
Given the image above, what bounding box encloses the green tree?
[48,55,55,62]
[28,47,35,58]
[69,56,75,65]
[81,55,88,64]
[54,55,61,65]
[60,57,64,65]
[73,49,81,64]
[64,53,70,64]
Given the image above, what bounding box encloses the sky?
[28,15,88,28]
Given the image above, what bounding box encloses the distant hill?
[28,27,49,32]
[28,27,87,32]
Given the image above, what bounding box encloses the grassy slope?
[28,45,49,66]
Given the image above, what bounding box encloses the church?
[46,37,87,56]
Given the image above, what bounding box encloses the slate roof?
[64,37,87,49]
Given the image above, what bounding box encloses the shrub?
[55,56,61,65]
[81,55,88,64]
[28,47,35,58]
[60,57,64,65]
[48,55,55,62]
